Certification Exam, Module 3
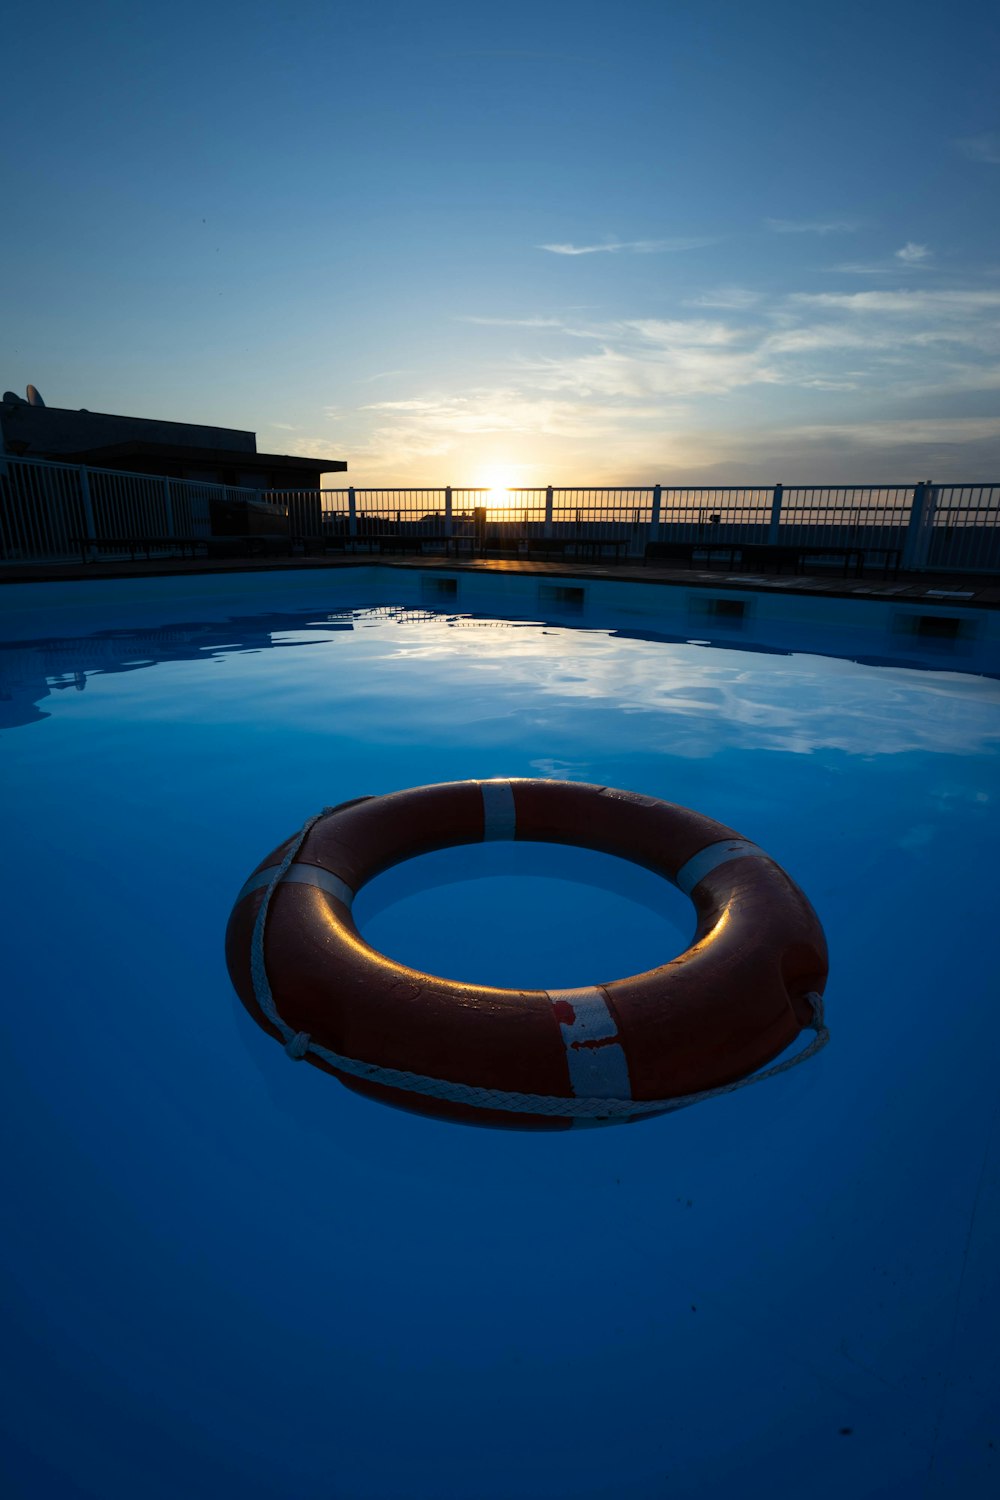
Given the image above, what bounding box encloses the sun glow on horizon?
[476,469,519,509]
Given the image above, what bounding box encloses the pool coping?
[1,552,998,609]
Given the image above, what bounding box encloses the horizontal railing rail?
[3,456,999,574]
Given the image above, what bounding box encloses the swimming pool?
[2,566,998,1498]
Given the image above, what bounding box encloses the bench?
[747,545,898,579]
[643,542,743,569]
[731,543,863,578]
[73,534,295,563]
[375,532,491,558]
[293,532,350,556]
[73,534,210,563]
[644,540,900,579]
[528,537,631,563]
[205,536,293,559]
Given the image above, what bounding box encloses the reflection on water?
[1,601,997,736]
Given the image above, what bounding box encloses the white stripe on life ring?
[547,986,632,1101]
[674,838,767,896]
[235,862,355,909]
[481,780,517,841]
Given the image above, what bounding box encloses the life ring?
[225,780,829,1130]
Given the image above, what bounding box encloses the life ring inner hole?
[351,840,695,991]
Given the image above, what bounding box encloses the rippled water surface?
[2,570,998,1500]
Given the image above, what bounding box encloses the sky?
[2,0,999,487]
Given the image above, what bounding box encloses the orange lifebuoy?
[225,780,829,1130]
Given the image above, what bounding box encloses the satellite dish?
[26,384,45,407]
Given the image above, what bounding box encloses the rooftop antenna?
[26,384,45,407]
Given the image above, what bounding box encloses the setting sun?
[475,470,518,509]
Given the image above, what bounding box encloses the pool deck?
[2,552,999,608]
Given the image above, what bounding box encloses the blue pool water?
[1,567,998,1498]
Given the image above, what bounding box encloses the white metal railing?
[924,484,1000,573]
[3,455,999,574]
[0,454,281,561]
[268,481,1000,573]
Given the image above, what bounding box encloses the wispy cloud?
[764,218,858,235]
[526,343,779,400]
[829,263,899,277]
[625,319,752,348]
[380,292,1000,414]
[356,369,415,384]
[790,416,1000,447]
[538,237,713,256]
[895,242,932,264]
[956,133,1000,164]
[791,289,1000,315]
[265,431,344,460]
[701,416,1000,486]
[460,315,566,328]
[353,390,651,472]
[362,392,630,438]
[458,313,606,342]
[344,279,1000,482]
[685,287,763,309]
[831,244,936,276]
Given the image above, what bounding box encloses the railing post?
[544,485,554,538]
[649,484,662,543]
[768,482,783,545]
[348,486,358,539]
[924,482,939,569]
[902,480,931,571]
[444,485,453,538]
[78,464,98,559]
[162,477,175,537]
[473,506,487,556]
[286,489,301,540]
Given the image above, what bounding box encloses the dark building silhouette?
[0,387,345,490]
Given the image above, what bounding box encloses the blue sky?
[3,0,999,485]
